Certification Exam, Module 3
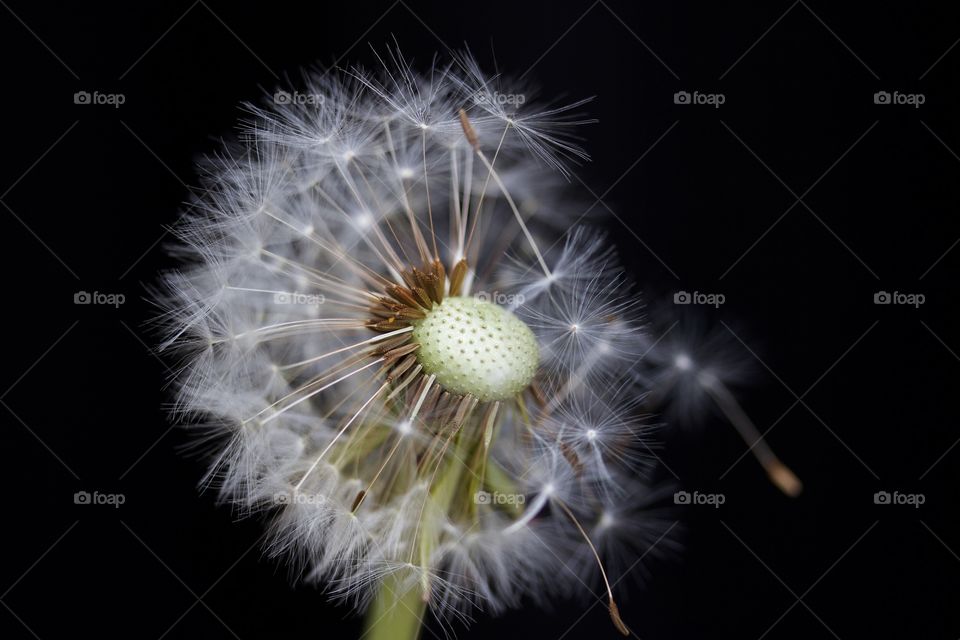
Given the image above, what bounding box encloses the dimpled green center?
[411,296,539,401]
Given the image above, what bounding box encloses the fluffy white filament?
[155,47,670,628]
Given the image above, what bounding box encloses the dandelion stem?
[364,574,427,640]
[698,373,802,497]
[474,149,552,278]
[555,499,630,636]
[458,110,552,278]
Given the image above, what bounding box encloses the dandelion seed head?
[155,45,666,631]
[411,296,538,401]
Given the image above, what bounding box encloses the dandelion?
[157,47,673,638]
[639,309,802,497]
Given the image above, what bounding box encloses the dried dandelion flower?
[156,48,670,638]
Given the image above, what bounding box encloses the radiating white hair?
[154,46,673,633]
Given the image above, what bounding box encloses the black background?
[1,2,958,639]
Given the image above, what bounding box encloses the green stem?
[364,574,427,640]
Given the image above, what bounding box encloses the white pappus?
[155,47,679,637]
